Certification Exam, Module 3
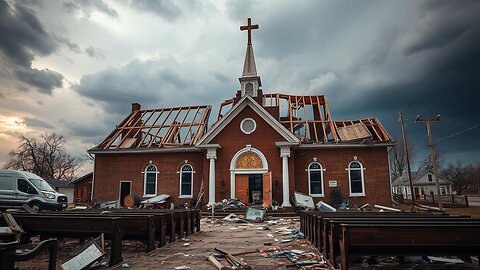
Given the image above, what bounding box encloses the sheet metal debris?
[244,207,266,222]
[316,201,336,212]
[293,192,315,210]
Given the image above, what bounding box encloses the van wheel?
[30,203,41,212]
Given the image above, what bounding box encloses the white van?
[0,170,68,211]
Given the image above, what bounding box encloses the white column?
[206,147,218,206]
[280,146,291,207]
[230,171,235,199]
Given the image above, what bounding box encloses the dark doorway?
[248,174,263,204]
[119,181,131,207]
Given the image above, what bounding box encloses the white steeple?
[239,18,262,97]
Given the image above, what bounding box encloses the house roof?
[71,172,93,184]
[196,95,300,145]
[392,170,452,187]
[89,105,211,152]
[44,178,74,188]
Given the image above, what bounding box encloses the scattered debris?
[61,236,105,270]
[208,254,229,270]
[288,229,305,239]
[316,201,336,212]
[120,263,130,268]
[293,192,315,210]
[141,194,170,206]
[223,213,248,223]
[374,204,401,212]
[212,199,246,210]
[174,266,191,270]
[244,207,266,222]
[427,256,465,264]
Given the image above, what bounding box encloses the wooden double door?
[235,172,271,205]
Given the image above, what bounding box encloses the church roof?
[196,95,300,146]
[218,93,391,144]
[90,105,211,151]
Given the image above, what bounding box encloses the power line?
[436,123,480,142]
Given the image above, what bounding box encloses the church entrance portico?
[230,146,271,205]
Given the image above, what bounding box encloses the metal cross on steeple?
[240,18,259,45]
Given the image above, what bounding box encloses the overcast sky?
[1,0,479,177]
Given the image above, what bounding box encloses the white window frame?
[240,118,256,135]
[143,165,158,197]
[347,161,365,197]
[179,164,195,198]
[306,162,325,197]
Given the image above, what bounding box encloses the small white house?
[392,170,452,199]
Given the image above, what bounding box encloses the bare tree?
[4,133,83,180]
[441,162,475,195]
[389,137,415,180]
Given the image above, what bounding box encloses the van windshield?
[29,178,56,192]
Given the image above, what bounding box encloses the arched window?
[179,164,193,197]
[348,161,365,196]
[308,162,324,196]
[144,165,157,196]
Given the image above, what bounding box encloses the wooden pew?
[324,217,478,266]
[45,211,168,247]
[0,239,58,270]
[11,214,123,266]
[339,223,480,269]
[302,211,436,251]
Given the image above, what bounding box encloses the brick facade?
[92,105,392,207]
[93,151,204,206]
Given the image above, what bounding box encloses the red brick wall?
[74,176,92,203]
[210,105,288,203]
[293,147,392,206]
[93,151,205,206]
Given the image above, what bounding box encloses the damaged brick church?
[88,18,394,208]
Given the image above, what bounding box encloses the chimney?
[131,103,141,112]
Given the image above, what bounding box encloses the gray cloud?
[63,0,118,18]
[23,117,54,129]
[0,0,63,94]
[127,0,207,21]
[85,46,105,60]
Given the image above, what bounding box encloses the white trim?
[197,95,300,146]
[118,180,132,206]
[348,161,366,196]
[229,146,269,199]
[143,164,158,197]
[307,162,325,197]
[240,118,256,134]
[179,164,194,198]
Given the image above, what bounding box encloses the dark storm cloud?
[63,0,118,18]
[23,117,54,129]
[75,57,225,115]
[0,0,63,94]
[56,37,82,54]
[225,0,480,165]
[326,0,480,164]
[126,0,207,22]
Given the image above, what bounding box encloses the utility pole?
[398,112,416,208]
[416,114,443,211]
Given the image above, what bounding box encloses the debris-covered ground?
[119,217,326,269]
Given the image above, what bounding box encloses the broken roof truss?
[218,93,390,144]
[97,105,211,150]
